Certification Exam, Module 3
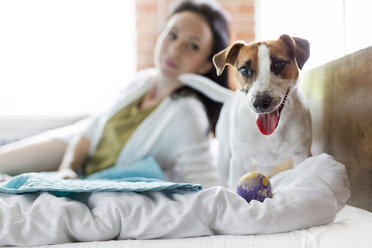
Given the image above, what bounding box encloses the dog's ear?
[213,41,245,76]
[279,34,310,70]
[293,36,310,70]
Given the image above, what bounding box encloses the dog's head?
[213,34,310,135]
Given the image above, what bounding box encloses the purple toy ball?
[237,172,273,203]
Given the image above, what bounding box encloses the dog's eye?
[271,60,287,74]
[239,66,253,78]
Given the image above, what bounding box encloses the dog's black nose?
[253,94,272,113]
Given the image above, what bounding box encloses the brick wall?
[136,0,255,87]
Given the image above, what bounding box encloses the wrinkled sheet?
[0,153,350,246]
[15,205,371,248]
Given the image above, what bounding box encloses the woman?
[0,1,230,188]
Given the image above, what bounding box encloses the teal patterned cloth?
[0,156,202,196]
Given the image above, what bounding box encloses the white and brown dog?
[211,34,312,189]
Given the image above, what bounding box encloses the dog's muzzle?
[255,89,290,135]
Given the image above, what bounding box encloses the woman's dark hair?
[170,0,230,134]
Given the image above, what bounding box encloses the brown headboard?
[300,46,372,211]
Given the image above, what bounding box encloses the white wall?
[0,0,136,118]
[256,0,372,71]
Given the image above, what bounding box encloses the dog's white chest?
[229,95,294,166]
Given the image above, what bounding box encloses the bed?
[1,47,372,247]
[11,205,372,248]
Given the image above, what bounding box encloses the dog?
[212,34,312,189]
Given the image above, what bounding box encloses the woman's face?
[154,11,213,78]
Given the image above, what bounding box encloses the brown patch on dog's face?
[228,37,303,92]
[233,44,259,92]
[213,35,309,94]
[264,39,299,80]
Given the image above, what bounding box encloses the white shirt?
[55,68,220,188]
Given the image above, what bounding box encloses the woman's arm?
[57,135,90,179]
[172,141,219,188]
[154,98,219,188]
[0,137,67,175]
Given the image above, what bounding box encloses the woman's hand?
[0,173,12,182]
[57,135,90,179]
[57,167,78,179]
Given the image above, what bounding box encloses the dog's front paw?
[57,168,78,179]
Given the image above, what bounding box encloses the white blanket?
[0,153,350,246]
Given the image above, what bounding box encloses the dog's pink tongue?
[256,111,279,135]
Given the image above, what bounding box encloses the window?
[256,0,372,71]
[0,0,136,118]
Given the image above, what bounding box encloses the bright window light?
[344,0,372,54]
[0,0,136,117]
[256,0,372,71]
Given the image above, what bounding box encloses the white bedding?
[0,154,351,246]
[14,205,372,248]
